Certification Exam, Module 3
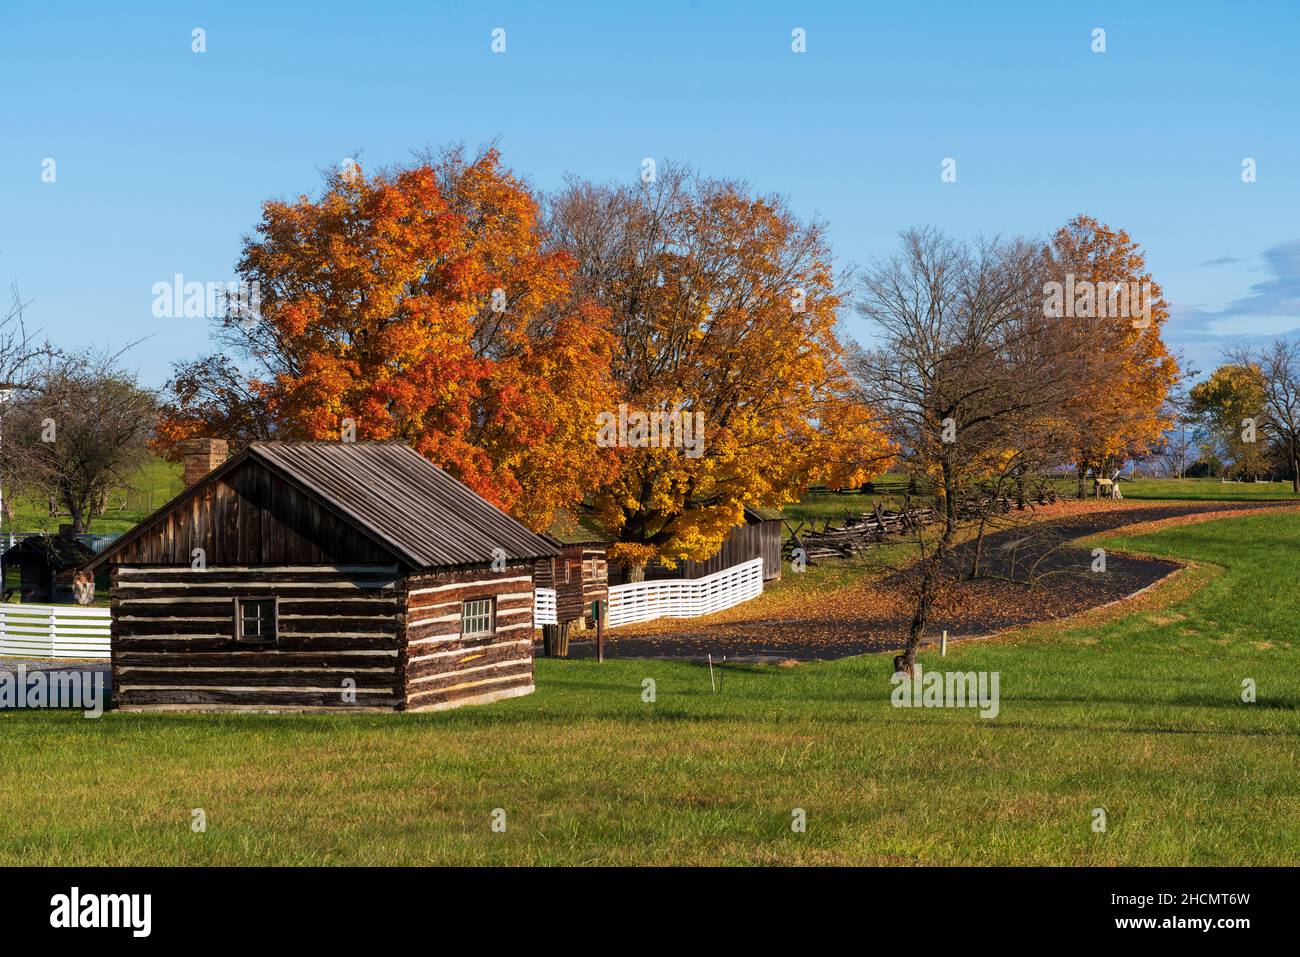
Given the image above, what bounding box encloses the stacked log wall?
[111,564,403,712]
[401,563,536,712]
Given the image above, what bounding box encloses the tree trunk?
[64,491,87,535]
[940,457,957,538]
[969,518,988,579]
[1075,464,1086,500]
[893,524,954,673]
[894,547,945,673]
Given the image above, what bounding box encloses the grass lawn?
[1117,476,1300,502]
[4,455,183,536]
[1,509,1297,865]
[783,481,914,531]
[790,478,1300,532]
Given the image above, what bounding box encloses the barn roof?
[545,507,615,546]
[87,441,557,571]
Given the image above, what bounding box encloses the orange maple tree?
[158,148,615,530]
[1049,215,1180,488]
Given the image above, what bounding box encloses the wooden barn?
[535,509,611,630]
[82,440,558,713]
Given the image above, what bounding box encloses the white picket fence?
[534,587,558,626]
[0,604,112,659]
[606,557,764,628]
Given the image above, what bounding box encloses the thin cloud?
[1173,240,1300,335]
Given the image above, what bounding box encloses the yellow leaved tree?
[550,166,892,578]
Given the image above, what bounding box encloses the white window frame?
[461,597,495,637]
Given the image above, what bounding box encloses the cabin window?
[563,560,572,584]
[461,597,495,637]
[235,597,278,643]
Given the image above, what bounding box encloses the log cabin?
[82,440,558,713]
[536,508,611,630]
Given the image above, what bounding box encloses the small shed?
[2,528,96,603]
[536,509,612,629]
[83,440,558,713]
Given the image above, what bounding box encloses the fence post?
[592,598,606,663]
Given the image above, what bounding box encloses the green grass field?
[786,476,1300,535]
[5,456,183,536]
[1117,476,1300,501]
[1,509,1296,865]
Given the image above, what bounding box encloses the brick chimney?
[179,438,229,487]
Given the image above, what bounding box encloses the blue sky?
[3,0,1298,385]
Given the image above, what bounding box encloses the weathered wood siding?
[111,564,404,712]
[401,563,536,712]
[534,557,554,589]
[535,547,608,626]
[577,547,609,626]
[106,459,396,566]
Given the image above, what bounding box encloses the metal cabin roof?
[246,442,558,568]
[85,441,558,572]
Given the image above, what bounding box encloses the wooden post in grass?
[592,599,606,663]
[941,630,948,656]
